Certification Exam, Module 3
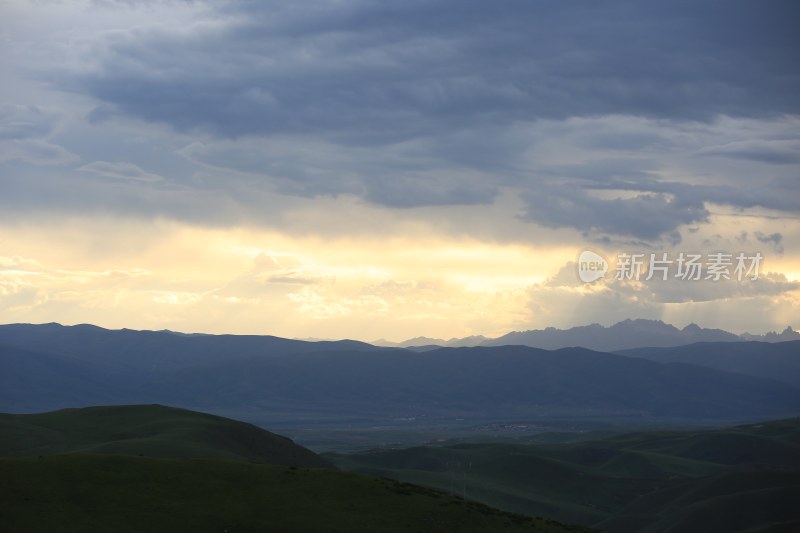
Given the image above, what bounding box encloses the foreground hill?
[2,324,799,422]
[328,418,800,532]
[0,404,328,467]
[0,405,589,533]
[0,456,592,533]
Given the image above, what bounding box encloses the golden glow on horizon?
[0,218,578,340]
[0,216,798,341]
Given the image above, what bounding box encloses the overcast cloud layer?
[0,0,798,338]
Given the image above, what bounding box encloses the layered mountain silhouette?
[375,319,799,351]
[741,326,800,343]
[2,323,798,421]
[375,334,490,348]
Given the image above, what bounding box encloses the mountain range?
[375,319,800,351]
[2,322,798,423]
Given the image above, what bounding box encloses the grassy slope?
[328,418,800,532]
[0,404,328,467]
[0,405,592,532]
[0,455,592,533]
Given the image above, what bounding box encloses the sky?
[1,0,799,341]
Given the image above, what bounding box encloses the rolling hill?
[0,404,328,467]
[328,418,800,532]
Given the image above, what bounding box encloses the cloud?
[1,0,797,242]
[178,137,499,207]
[58,1,800,142]
[80,161,165,183]
[0,104,79,165]
[696,140,800,165]
[521,187,708,241]
[509,114,800,240]
[0,104,62,141]
[214,253,324,298]
[0,139,80,166]
[527,259,800,331]
[755,232,784,254]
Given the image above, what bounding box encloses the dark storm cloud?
[521,175,800,241]
[755,231,784,254]
[362,173,497,208]
[521,187,709,241]
[177,136,502,207]
[66,0,800,139]
[23,0,800,238]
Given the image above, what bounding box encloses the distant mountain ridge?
[483,319,742,351]
[741,326,800,343]
[375,319,799,351]
[1,323,799,421]
[374,334,490,348]
[616,341,800,386]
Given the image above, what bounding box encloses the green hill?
[0,405,591,532]
[0,455,594,533]
[0,404,328,467]
[328,418,800,532]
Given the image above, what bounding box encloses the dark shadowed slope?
[0,404,328,467]
[0,404,591,533]
[0,343,118,411]
[0,456,594,533]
